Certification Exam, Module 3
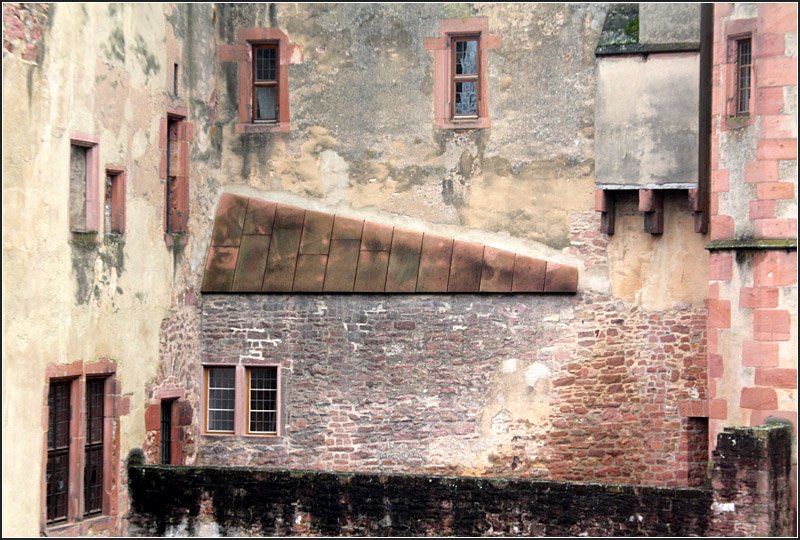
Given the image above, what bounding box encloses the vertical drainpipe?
[696,3,713,234]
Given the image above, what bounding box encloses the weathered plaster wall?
[3,3,719,535]
[639,3,701,46]
[595,53,700,188]
[2,3,211,535]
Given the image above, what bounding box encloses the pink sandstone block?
[740,387,778,410]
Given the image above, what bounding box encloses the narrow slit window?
[46,381,71,524]
[173,63,179,96]
[104,170,125,235]
[160,400,173,464]
[70,145,89,231]
[736,37,752,115]
[206,367,236,432]
[451,37,480,119]
[247,367,279,434]
[165,116,188,234]
[84,378,104,516]
[252,44,278,122]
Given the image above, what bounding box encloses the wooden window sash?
[246,366,279,435]
[204,367,236,434]
[450,36,481,120]
[252,43,279,123]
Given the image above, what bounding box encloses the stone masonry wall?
[707,2,798,510]
[198,293,706,487]
[127,466,712,537]
[126,423,794,537]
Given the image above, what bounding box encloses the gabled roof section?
[202,194,578,294]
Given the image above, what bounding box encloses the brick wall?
[196,293,706,487]
[2,3,49,62]
[707,2,797,474]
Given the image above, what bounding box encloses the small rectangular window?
[104,169,125,235]
[70,145,89,231]
[247,367,279,434]
[47,381,71,524]
[451,36,480,119]
[252,44,278,122]
[206,367,236,432]
[84,378,105,516]
[165,116,188,234]
[735,37,752,115]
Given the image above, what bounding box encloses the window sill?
[438,117,491,130]
[723,114,753,131]
[43,514,112,537]
[104,233,125,245]
[69,230,99,246]
[201,432,283,442]
[236,121,290,134]
[164,232,188,248]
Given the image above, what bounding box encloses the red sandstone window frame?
[424,18,500,130]
[42,362,117,536]
[219,28,291,134]
[202,364,283,438]
[722,18,757,130]
[68,133,100,235]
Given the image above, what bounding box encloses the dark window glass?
[47,381,71,523]
[161,400,173,465]
[455,40,478,75]
[736,38,752,115]
[249,367,278,433]
[207,367,235,432]
[84,379,104,516]
[455,81,478,116]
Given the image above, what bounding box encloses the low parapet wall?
[127,424,793,537]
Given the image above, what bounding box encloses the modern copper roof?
[202,193,578,294]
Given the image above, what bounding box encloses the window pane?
[455,81,478,116]
[255,86,277,120]
[737,38,752,115]
[47,381,71,523]
[455,40,478,75]
[255,47,277,81]
[249,367,278,433]
[207,367,235,432]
